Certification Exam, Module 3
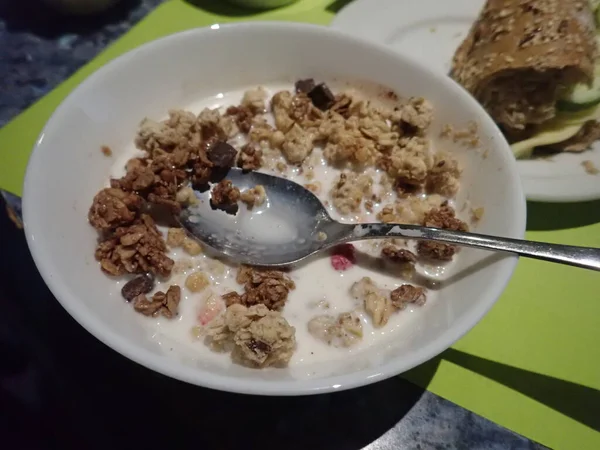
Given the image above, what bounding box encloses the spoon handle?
[351,223,600,271]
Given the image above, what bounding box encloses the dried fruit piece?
[197,291,224,325]
[330,243,356,271]
[121,273,155,302]
[295,78,316,94]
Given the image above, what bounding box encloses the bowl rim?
[22,21,527,396]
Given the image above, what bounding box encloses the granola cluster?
[223,266,295,311]
[351,277,428,328]
[94,214,174,277]
[133,285,181,319]
[417,205,468,261]
[307,311,363,348]
[88,102,268,318]
[207,304,295,368]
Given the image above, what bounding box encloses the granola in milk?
[88,79,470,369]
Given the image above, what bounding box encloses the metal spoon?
[179,168,600,271]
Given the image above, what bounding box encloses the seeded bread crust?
[451,0,597,131]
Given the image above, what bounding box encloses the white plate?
[332,0,600,202]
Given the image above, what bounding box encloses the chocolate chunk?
[207,142,237,169]
[308,83,335,110]
[121,273,155,302]
[295,78,316,94]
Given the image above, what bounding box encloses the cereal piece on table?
[391,284,427,310]
[101,145,112,156]
[307,311,363,347]
[121,273,155,302]
[167,227,186,247]
[185,271,210,292]
[182,237,203,256]
[133,285,181,318]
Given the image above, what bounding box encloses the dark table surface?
[0,1,547,448]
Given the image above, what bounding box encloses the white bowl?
[22,23,526,395]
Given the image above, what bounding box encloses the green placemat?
[1,1,599,448]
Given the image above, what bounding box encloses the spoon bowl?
[180,168,600,271]
[179,168,350,266]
